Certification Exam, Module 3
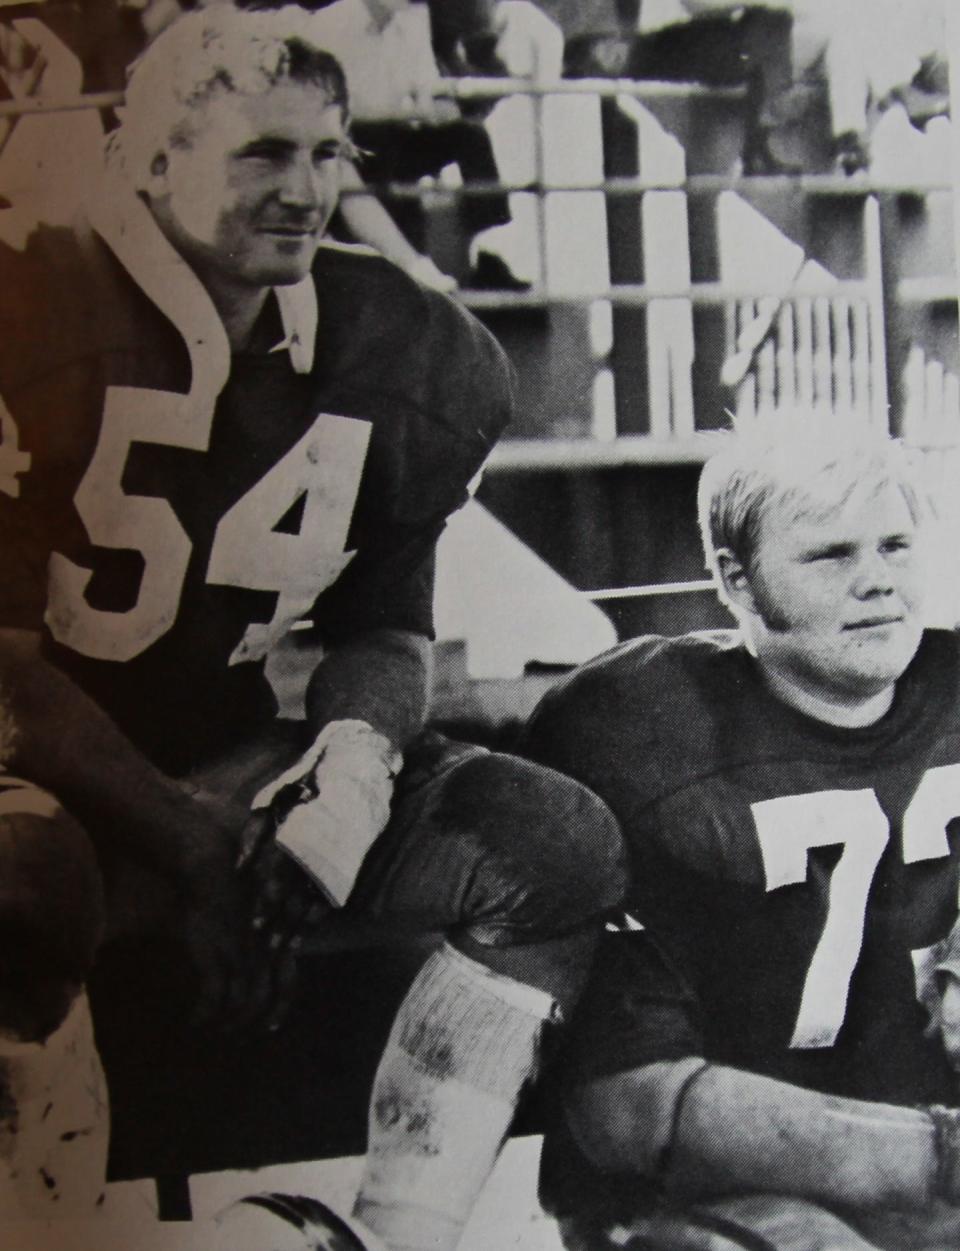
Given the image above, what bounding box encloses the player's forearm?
[570,1061,944,1212]
[669,1065,938,1209]
[304,628,432,755]
[0,628,232,880]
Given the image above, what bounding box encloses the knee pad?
[0,778,104,1042]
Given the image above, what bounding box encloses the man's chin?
[254,241,320,287]
[840,645,919,696]
[259,260,316,287]
[849,622,922,673]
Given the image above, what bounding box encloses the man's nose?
[850,548,895,598]
[278,156,323,209]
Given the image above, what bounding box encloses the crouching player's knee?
[0,777,109,1215]
[444,752,627,945]
[0,777,104,1045]
[507,757,627,930]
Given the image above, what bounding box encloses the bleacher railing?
[1,54,958,468]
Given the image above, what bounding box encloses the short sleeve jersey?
[0,197,512,772]
[525,630,960,1220]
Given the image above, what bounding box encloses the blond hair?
[108,4,352,186]
[697,416,928,590]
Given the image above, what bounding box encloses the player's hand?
[245,838,332,940]
[173,793,291,1032]
[237,786,340,1022]
[236,809,336,1030]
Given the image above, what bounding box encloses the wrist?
[252,719,401,814]
[319,719,403,777]
[256,720,402,907]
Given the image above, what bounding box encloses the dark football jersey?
[0,195,512,772]
[526,629,960,1221]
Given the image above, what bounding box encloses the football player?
[523,418,960,1250]
[0,6,625,1243]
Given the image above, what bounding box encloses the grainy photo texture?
[0,2,958,1249]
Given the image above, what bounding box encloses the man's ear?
[144,151,170,197]
[715,548,760,617]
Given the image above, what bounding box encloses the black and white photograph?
[1,2,959,1248]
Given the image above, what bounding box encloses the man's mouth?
[843,615,904,631]
[260,223,318,238]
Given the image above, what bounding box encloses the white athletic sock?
[353,943,555,1251]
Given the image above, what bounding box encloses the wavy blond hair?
[107,4,355,186]
[697,415,929,594]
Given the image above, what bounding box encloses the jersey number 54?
[41,385,370,664]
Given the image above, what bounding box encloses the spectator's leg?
[352,122,438,253]
[814,0,870,169]
[347,741,627,1251]
[360,120,510,239]
[413,122,530,285]
[736,9,797,175]
[337,160,458,292]
[354,117,522,285]
[739,9,795,119]
[435,120,511,239]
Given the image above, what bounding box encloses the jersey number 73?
[752,766,960,1050]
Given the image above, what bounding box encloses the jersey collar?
[87,178,231,409]
[272,276,317,374]
[87,178,317,385]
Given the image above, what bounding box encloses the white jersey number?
[46,383,369,663]
[207,414,370,666]
[752,764,960,1050]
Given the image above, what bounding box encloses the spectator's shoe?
[832,131,870,177]
[889,82,950,131]
[741,131,801,177]
[213,1192,388,1251]
[562,32,633,79]
[466,251,532,293]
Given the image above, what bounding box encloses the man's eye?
[881,537,912,554]
[313,146,341,165]
[808,547,848,562]
[240,145,284,162]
